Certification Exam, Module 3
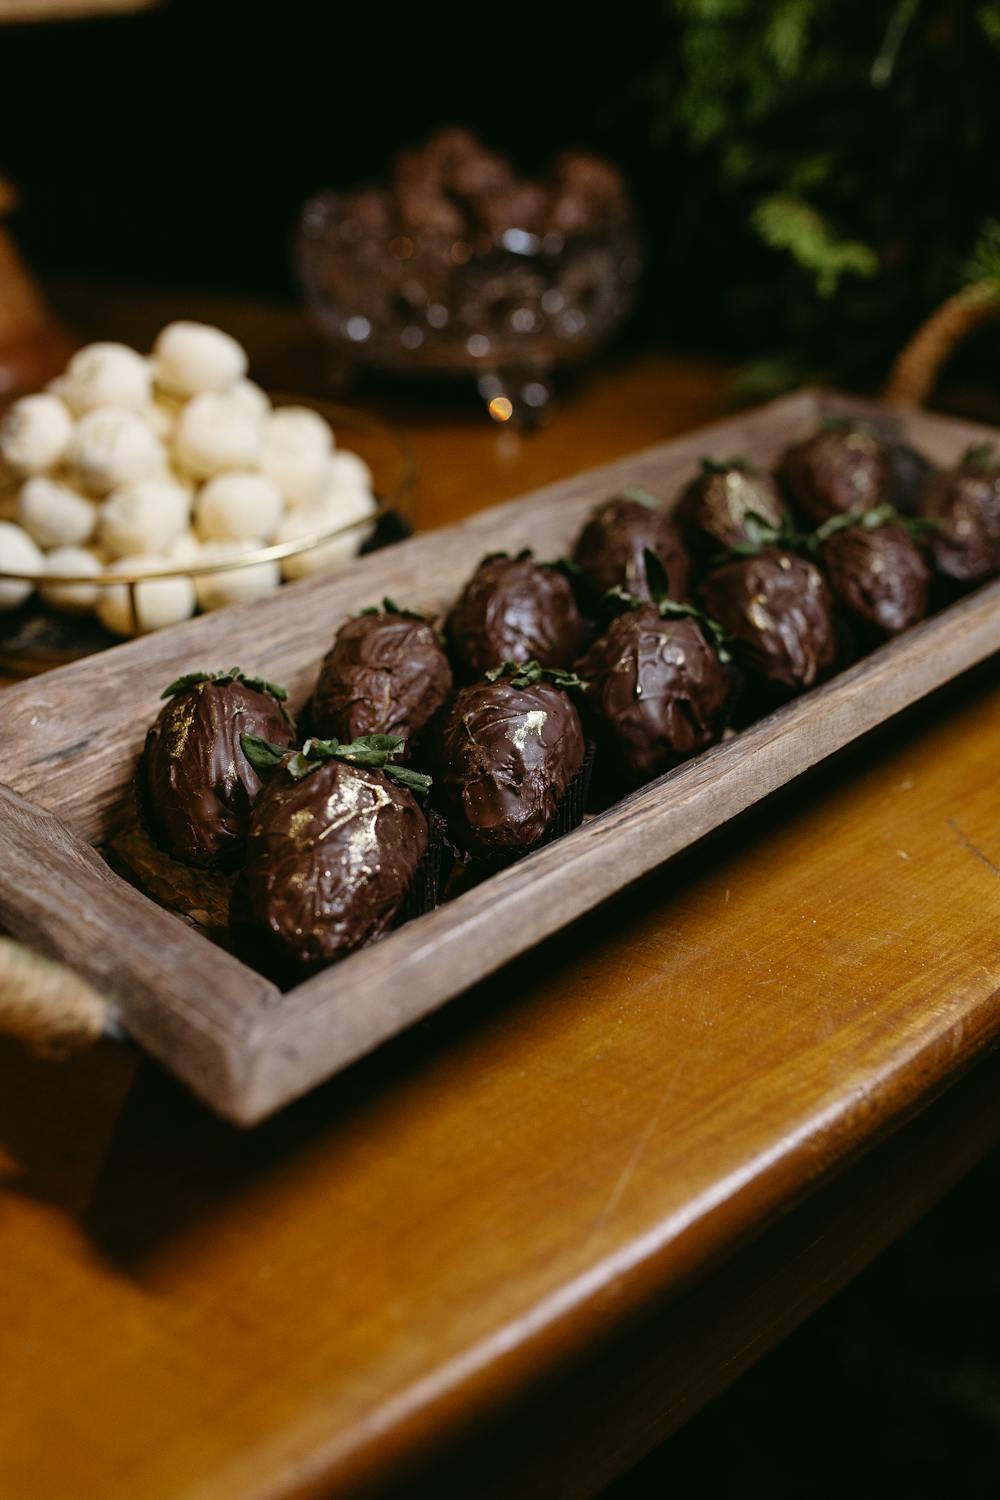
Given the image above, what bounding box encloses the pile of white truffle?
[0,322,377,634]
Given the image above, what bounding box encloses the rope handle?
[883,281,1000,408]
[0,938,109,1060]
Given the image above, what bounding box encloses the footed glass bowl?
[298,190,643,425]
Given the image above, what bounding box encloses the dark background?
[606,1146,1000,1499]
[4,0,1000,394]
[0,1,671,312]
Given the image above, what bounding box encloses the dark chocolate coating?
[311,611,453,746]
[447,149,513,202]
[436,679,586,859]
[242,760,428,973]
[475,182,548,238]
[422,127,481,170]
[919,455,1000,583]
[548,152,627,234]
[577,605,731,778]
[674,465,786,559]
[554,152,626,203]
[820,523,930,637]
[446,554,583,679]
[890,443,934,515]
[780,426,894,524]
[571,497,692,604]
[141,680,296,868]
[701,549,837,691]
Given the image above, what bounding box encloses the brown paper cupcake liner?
[440,738,597,873]
[395,808,449,926]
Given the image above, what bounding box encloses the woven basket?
[883,282,1000,408]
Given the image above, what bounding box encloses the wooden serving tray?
[2,388,999,1125]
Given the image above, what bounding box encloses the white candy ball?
[276,490,377,580]
[169,530,202,566]
[59,343,152,415]
[40,546,102,612]
[67,407,165,496]
[263,405,334,456]
[323,448,374,496]
[259,446,331,508]
[0,394,75,475]
[154,321,248,397]
[230,379,271,423]
[194,471,283,542]
[144,391,185,441]
[195,538,281,611]
[18,476,98,548]
[173,393,261,479]
[99,477,190,557]
[97,555,196,636]
[0,521,44,609]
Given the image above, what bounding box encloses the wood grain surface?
[3,296,1000,1500]
[3,660,1000,1500]
[0,783,279,1098]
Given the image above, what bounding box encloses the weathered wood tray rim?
[1,388,998,1123]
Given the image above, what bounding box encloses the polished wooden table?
[3,294,1000,1500]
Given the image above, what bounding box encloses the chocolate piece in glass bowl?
[434,661,587,863]
[571,489,692,607]
[918,443,1000,585]
[140,668,297,869]
[311,597,452,750]
[815,506,932,639]
[446,550,584,681]
[236,734,431,977]
[779,421,894,524]
[577,561,734,782]
[701,547,837,696]
[673,457,788,562]
[547,152,628,237]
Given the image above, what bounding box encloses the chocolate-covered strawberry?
[435,661,586,860]
[919,444,1000,584]
[577,595,732,780]
[780,422,894,524]
[141,667,297,868]
[571,490,692,604]
[312,598,452,746]
[816,507,931,638]
[701,549,837,692]
[446,551,583,679]
[238,734,431,973]
[674,458,787,560]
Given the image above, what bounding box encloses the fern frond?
[752,193,878,296]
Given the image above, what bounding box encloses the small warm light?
[388,236,414,259]
[488,396,514,423]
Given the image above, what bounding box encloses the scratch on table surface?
[586,1062,685,1246]
[947,818,1000,879]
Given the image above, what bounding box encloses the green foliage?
[651,0,1000,386]
[752,194,877,297]
[962,220,1000,290]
